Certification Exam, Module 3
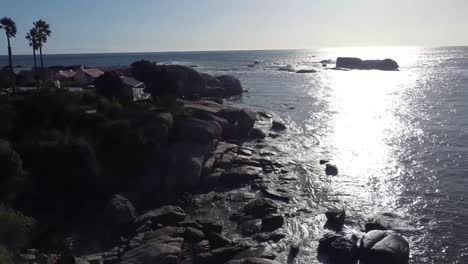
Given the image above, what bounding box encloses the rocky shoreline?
[20,100,410,264]
[4,62,410,264]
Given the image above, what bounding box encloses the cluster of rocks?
[335,57,400,71]
[162,65,244,98]
[318,209,410,264]
[132,98,288,205]
[38,194,282,264]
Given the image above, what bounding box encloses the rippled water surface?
[201,47,468,264]
[3,47,468,263]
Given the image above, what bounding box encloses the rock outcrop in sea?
[335,57,399,71]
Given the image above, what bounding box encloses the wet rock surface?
[318,233,358,264]
[360,230,410,264]
[32,99,413,264]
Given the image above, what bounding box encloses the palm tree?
[33,19,51,88]
[0,17,17,91]
[26,28,39,78]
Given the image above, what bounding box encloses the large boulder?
[201,73,225,97]
[135,206,186,226]
[325,208,346,230]
[164,65,207,97]
[166,142,208,190]
[318,233,357,264]
[365,212,409,232]
[238,109,257,138]
[261,214,284,232]
[120,227,185,264]
[220,166,262,185]
[105,194,137,225]
[176,118,222,144]
[216,75,243,97]
[336,57,399,71]
[360,230,410,264]
[243,198,278,218]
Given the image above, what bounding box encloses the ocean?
[2,47,468,263]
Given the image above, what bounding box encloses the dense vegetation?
[0,61,185,255]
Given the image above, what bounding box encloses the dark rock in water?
[217,75,244,97]
[325,208,346,230]
[238,109,258,138]
[220,166,262,185]
[289,243,300,260]
[296,69,317,73]
[197,245,246,264]
[360,230,410,264]
[197,240,211,253]
[177,220,203,230]
[271,120,286,131]
[320,59,334,64]
[336,57,399,71]
[258,111,272,119]
[244,257,281,264]
[230,212,253,223]
[243,198,278,218]
[197,219,223,234]
[202,155,216,177]
[365,212,408,232]
[184,227,205,242]
[120,227,184,264]
[318,233,358,264]
[257,184,290,202]
[241,219,263,236]
[268,132,280,139]
[319,159,329,165]
[135,206,186,226]
[249,128,266,140]
[253,230,286,242]
[330,67,351,71]
[202,171,223,186]
[105,194,137,225]
[325,164,338,176]
[205,232,231,248]
[262,214,284,232]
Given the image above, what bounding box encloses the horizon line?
[1,45,468,57]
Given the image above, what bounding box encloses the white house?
[73,66,104,85]
[120,76,149,101]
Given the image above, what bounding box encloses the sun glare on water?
[321,47,423,209]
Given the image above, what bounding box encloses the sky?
[1,0,467,55]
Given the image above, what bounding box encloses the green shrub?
[16,135,100,222]
[95,71,124,100]
[97,96,122,117]
[0,104,16,138]
[0,207,35,253]
[0,140,26,204]
[13,89,84,132]
[0,245,13,264]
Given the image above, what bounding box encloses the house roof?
[56,70,76,78]
[121,76,145,88]
[82,68,104,78]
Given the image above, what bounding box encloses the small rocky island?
[335,57,400,71]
